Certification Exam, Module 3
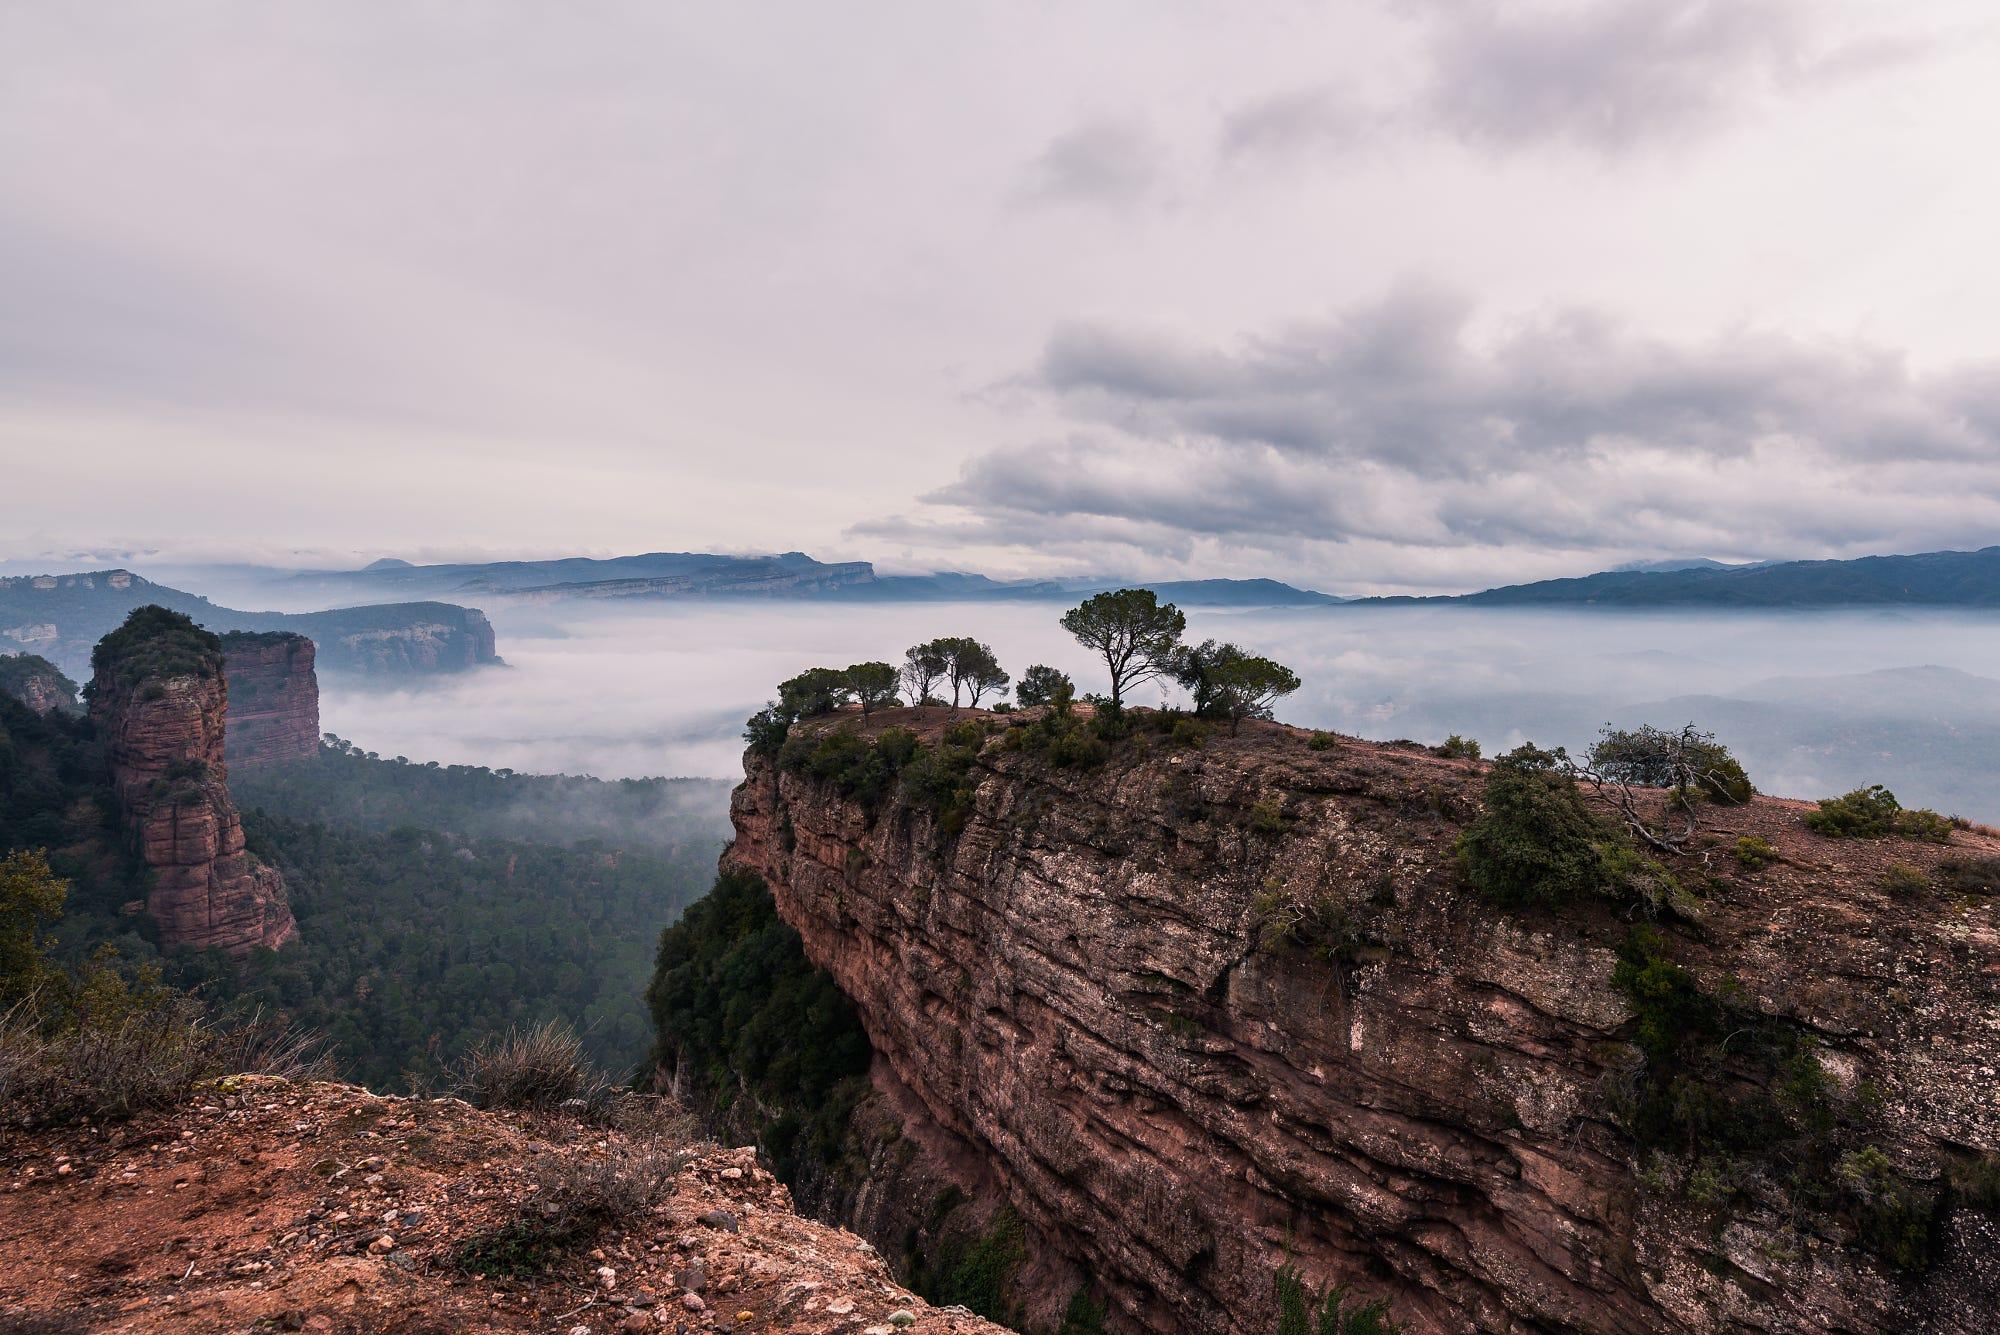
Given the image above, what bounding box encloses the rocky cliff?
[88,608,297,955]
[0,651,81,715]
[220,631,320,768]
[717,708,2000,1335]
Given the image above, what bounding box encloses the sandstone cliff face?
[289,603,500,675]
[0,652,81,716]
[220,632,320,769]
[724,709,2000,1335]
[90,615,297,955]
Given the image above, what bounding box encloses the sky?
[5,0,2000,595]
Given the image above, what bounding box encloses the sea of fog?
[318,601,2000,822]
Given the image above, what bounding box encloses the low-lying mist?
[320,601,2000,821]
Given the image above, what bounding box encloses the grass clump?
[0,849,327,1126]
[1935,854,2000,898]
[456,1019,609,1115]
[1805,786,1953,843]
[453,1145,677,1276]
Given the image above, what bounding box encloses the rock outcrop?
[89,608,297,955]
[220,632,320,768]
[0,651,81,715]
[720,708,2000,1335]
[0,1076,1009,1334]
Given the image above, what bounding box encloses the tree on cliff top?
[1060,589,1185,710]
[1015,664,1075,713]
[776,667,851,719]
[1173,640,1301,734]
[87,605,223,695]
[939,638,1008,710]
[844,662,899,716]
[900,642,950,708]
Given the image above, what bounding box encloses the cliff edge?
[714,706,2000,1334]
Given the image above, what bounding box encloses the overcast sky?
[4,0,1998,594]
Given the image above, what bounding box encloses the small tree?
[1060,589,1186,710]
[0,850,67,1008]
[1570,723,1752,854]
[937,637,1007,709]
[1457,745,1611,907]
[1015,665,1076,712]
[1172,640,1300,730]
[777,667,852,718]
[844,662,899,717]
[1208,653,1300,734]
[900,641,950,708]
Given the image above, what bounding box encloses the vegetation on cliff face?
[646,869,872,1185]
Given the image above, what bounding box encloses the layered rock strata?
[220,632,320,768]
[89,610,297,955]
[724,708,2000,1334]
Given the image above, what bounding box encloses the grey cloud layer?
[901,288,2000,585]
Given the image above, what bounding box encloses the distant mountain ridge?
[1356,545,2000,608]
[0,569,501,679]
[268,551,1346,608]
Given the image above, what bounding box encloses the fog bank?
[319,601,2000,821]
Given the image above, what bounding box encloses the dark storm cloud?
[1012,117,1164,209]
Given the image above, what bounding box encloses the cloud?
[1218,88,1373,162]
[893,288,2000,589]
[1012,117,1164,209]
[1220,2,1935,167]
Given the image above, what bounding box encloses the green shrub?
[1880,863,1930,899]
[1171,718,1212,749]
[1456,746,1612,906]
[1434,734,1481,760]
[1306,731,1338,751]
[1731,836,1778,870]
[1273,1264,1401,1334]
[914,1204,1027,1326]
[1806,786,1953,842]
[1248,798,1291,837]
[1588,724,1752,804]
[1057,1289,1109,1335]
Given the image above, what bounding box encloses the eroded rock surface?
[90,612,297,955]
[724,708,2000,1334]
[222,632,320,769]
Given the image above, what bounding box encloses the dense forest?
[234,735,730,853]
[0,688,731,1092]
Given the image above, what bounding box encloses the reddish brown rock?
[89,608,297,956]
[724,707,2000,1335]
[220,631,320,769]
[0,651,80,716]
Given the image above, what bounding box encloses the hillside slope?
[0,1076,1008,1334]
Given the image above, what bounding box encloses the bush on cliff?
[86,605,223,692]
[1805,786,1953,843]
[1273,1264,1402,1334]
[1456,746,1614,906]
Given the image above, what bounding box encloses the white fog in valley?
[318,602,2000,824]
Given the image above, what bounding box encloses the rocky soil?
[727,707,2000,1334]
[0,1077,1010,1335]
